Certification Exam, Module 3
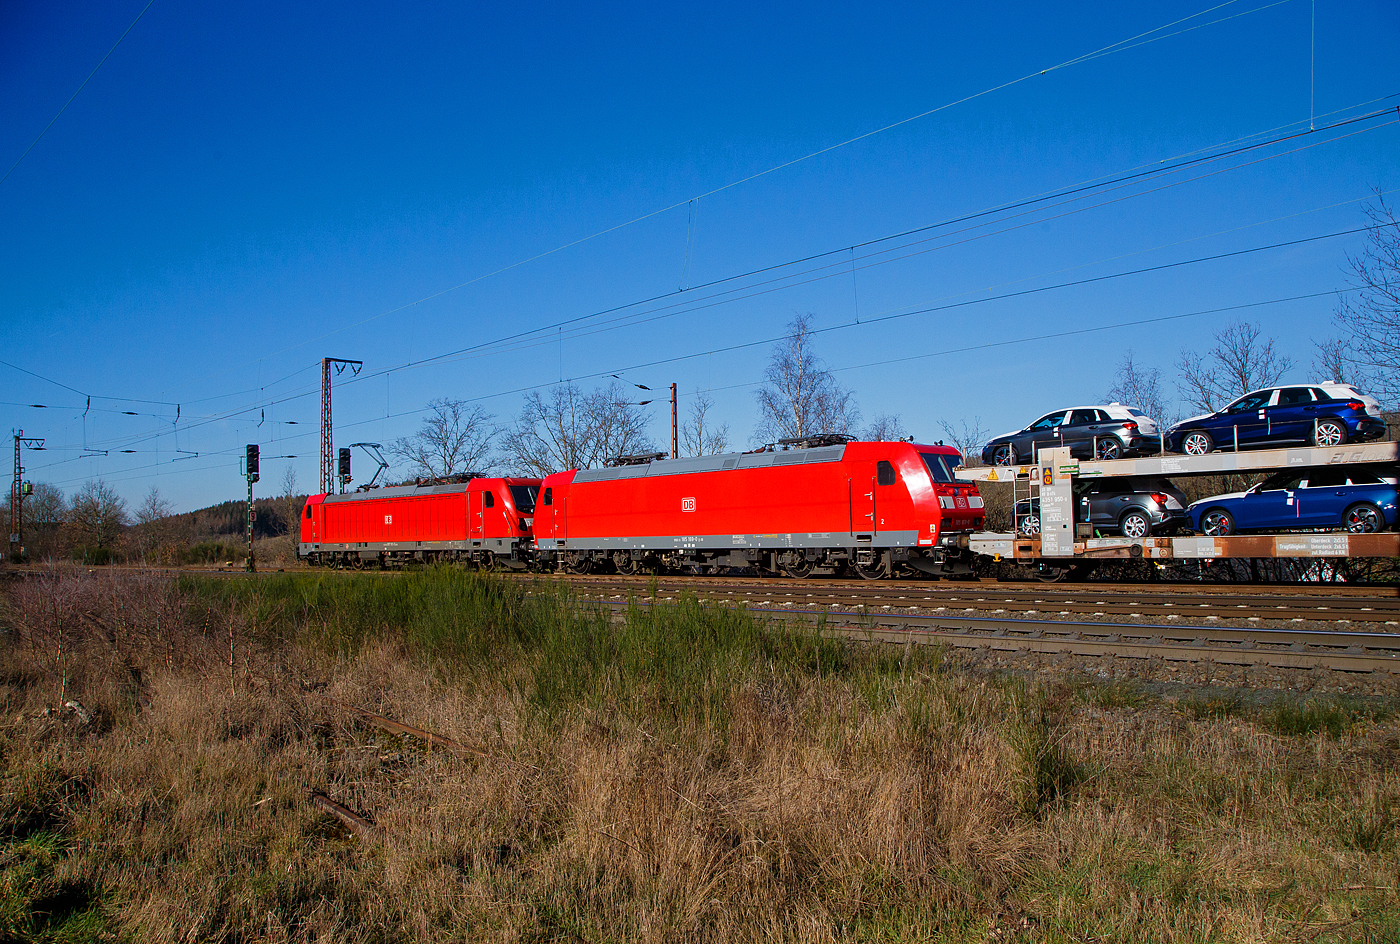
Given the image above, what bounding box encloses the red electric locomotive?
[534,437,984,578]
[299,477,541,569]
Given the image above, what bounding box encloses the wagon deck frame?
[956,442,1400,562]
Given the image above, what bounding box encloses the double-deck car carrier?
[956,442,1400,576]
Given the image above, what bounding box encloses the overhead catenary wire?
[12,96,1390,444]
[147,0,1299,393]
[21,183,1393,473]
[306,106,1400,387]
[0,0,159,189]
[29,215,1372,485]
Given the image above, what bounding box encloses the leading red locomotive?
[299,476,541,569]
[534,436,983,578]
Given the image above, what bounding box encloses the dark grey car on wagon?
[982,404,1162,465]
[1015,476,1189,538]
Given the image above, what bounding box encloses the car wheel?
[1017,514,1041,536]
[1119,510,1151,539]
[1182,431,1214,456]
[1199,508,1234,536]
[1344,502,1382,534]
[1314,420,1347,448]
[993,444,1015,466]
[1095,438,1122,460]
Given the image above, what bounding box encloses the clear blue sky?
[2,0,1396,512]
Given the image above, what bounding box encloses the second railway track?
[550,574,1400,624]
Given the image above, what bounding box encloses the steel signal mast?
[320,358,362,495]
[10,430,44,561]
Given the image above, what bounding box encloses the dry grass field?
[1,566,1397,942]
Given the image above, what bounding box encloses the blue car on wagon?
[1187,468,1398,536]
[1165,383,1387,455]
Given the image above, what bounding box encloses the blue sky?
[1,0,1396,512]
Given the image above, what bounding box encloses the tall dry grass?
[0,565,1396,942]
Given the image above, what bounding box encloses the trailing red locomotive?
[533,436,984,578]
[299,476,541,569]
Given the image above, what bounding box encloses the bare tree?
[136,486,172,526]
[937,417,989,467]
[862,414,907,441]
[131,486,174,563]
[1105,351,1172,423]
[26,484,64,551]
[67,480,128,551]
[502,382,656,475]
[278,465,304,536]
[389,398,496,479]
[681,390,730,456]
[3,481,66,560]
[1176,321,1293,414]
[1331,193,1400,405]
[1312,337,1350,384]
[753,313,859,443]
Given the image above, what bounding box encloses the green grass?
[179,568,944,727]
[1259,697,1390,739]
[0,831,114,944]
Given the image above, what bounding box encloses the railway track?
[11,564,1397,623]
[591,598,1400,675]
[552,574,1400,624]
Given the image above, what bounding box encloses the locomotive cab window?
[484,492,495,508]
[510,484,539,514]
[876,461,897,486]
[542,487,552,506]
[304,506,312,520]
[919,453,957,483]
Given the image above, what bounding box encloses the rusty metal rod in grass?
[319,694,537,766]
[308,792,376,837]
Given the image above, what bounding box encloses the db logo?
[681,497,696,512]
[384,515,393,525]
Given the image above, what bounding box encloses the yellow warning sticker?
[986,470,999,481]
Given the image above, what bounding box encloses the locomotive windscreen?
[919,453,959,483]
[510,484,540,514]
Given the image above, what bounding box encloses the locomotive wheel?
[852,555,889,580]
[479,552,497,572]
[613,552,640,576]
[782,555,816,579]
[565,554,593,575]
[351,557,364,570]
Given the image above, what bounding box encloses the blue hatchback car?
[1165,384,1387,455]
[1187,468,1398,535]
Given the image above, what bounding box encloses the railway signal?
[244,443,259,572]
[10,430,45,561]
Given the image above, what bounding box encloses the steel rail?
[598,600,1400,674]
[551,573,1399,601]
[558,575,1400,622]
